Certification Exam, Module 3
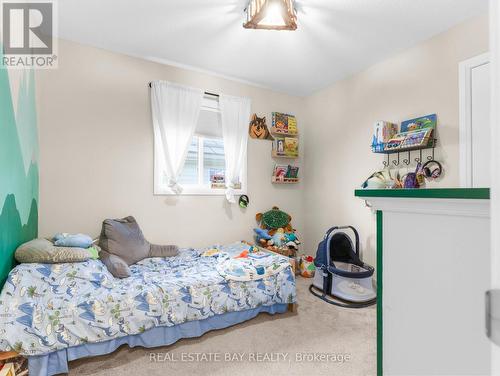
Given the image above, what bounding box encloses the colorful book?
[372,121,398,152]
[272,137,286,155]
[287,116,297,134]
[401,128,433,148]
[285,165,299,178]
[400,114,436,133]
[284,137,298,157]
[272,112,298,135]
[273,164,288,179]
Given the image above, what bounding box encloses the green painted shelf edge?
[354,188,490,199]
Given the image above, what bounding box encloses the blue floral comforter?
[0,242,296,356]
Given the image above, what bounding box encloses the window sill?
[154,186,247,196]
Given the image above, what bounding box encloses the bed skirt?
[28,303,288,376]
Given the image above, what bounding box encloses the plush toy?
[268,228,286,247]
[254,207,299,253]
[255,206,293,236]
[284,230,300,250]
[253,228,272,245]
[248,245,258,253]
[234,250,249,259]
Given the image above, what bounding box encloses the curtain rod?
[148,82,219,97]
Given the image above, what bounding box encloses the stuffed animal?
[284,230,300,250]
[255,207,299,252]
[255,206,293,236]
[253,228,272,245]
[268,228,286,247]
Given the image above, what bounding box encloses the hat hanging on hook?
[239,195,249,208]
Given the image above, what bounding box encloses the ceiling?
[57,0,488,96]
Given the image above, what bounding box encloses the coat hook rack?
[402,151,411,165]
[383,154,390,167]
[427,147,435,161]
[373,138,437,169]
[392,153,400,166]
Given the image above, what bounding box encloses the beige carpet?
[68,277,376,376]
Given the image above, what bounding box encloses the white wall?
[303,14,489,266]
[37,39,305,248]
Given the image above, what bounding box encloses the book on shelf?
[273,164,299,181]
[400,128,433,148]
[272,112,298,135]
[286,165,299,178]
[284,137,298,157]
[272,137,285,156]
[273,164,288,179]
[384,128,433,151]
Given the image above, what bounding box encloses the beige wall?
[37,14,488,259]
[37,39,305,247]
[303,14,489,266]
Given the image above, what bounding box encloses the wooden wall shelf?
[272,151,298,159]
[270,126,298,137]
[272,177,299,184]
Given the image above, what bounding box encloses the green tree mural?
[0,51,39,287]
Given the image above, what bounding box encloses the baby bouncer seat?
[310,226,376,308]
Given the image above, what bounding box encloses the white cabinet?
[356,189,491,375]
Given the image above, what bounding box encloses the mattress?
[0,242,296,357]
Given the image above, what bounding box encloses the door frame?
[459,52,490,188]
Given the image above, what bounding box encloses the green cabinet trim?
[355,188,489,200]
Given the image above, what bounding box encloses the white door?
[490,0,500,373]
[459,53,491,188]
[472,62,491,187]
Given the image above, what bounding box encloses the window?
[177,135,227,186]
[154,96,246,195]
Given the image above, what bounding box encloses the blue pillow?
[54,233,93,248]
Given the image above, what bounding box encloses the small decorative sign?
[248,114,273,140]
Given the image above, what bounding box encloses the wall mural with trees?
[0,57,39,287]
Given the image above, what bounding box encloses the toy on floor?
[299,255,316,278]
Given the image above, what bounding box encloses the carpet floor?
[68,277,376,376]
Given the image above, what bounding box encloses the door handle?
[486,289,500,346]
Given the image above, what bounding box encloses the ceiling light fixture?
[243,0,297,31]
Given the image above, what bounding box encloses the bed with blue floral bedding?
[0,242,296,375]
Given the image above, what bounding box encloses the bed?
[0,242,296,376]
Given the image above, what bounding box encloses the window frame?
[153,98,247,196]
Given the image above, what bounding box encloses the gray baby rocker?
[310,226,377,308]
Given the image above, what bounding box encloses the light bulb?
[258,1,286,27]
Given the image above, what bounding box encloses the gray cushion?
[98,216,178,267]
[150,244,179,257]
[15,238,100,264]
[99,250,131,278]
[99,216,150,265]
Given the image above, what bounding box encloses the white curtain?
[151,81,203,194]
[219,94,251,203]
